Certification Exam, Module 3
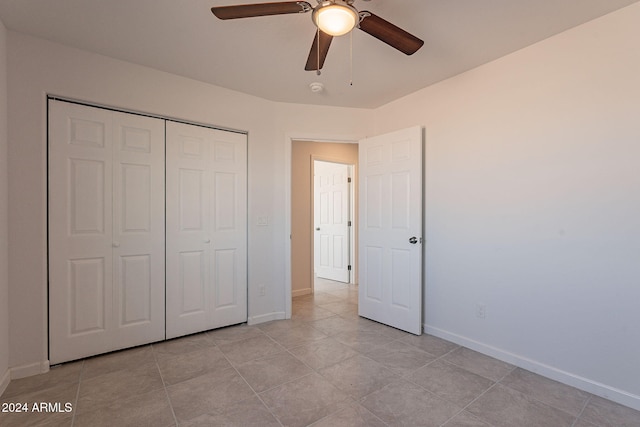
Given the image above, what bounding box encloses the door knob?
[112,242,120,248]
[409,237,418,244]
[315,227,320,231]
[204,238,211,244]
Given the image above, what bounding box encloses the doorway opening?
[286,126,423,334]
[290,140,358,307]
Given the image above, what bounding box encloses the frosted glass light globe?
[313,2,358,36]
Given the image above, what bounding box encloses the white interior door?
[49,100,165,364]
[314,161,350,283]
[166,121,247,339]
[358,126,423,335]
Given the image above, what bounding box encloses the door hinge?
[348,220,352,227]
[347,177,352,183]
[348,265,351,271]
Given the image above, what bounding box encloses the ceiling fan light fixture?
[313,1,358,37]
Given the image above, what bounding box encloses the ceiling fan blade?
[211,1,312,20]
[305,30,333,71]
[358,11,424,55]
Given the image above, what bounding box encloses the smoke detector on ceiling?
[309,82,324,93]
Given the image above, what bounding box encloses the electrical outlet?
[476,303,487,319]
[259,284,266,296]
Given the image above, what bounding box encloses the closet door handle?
[112,242,120,248]
[204,238,211,244]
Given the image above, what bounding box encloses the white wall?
[0,17,10,395]
[7,1,640,412]
[273,102,372,317]
[374,3,640,410]
[5,31,371,373]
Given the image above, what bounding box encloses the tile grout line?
[307,400,390,427]
[454,381,501,426]
[395,358,491,427]
[431,347,598,426]
[495,367,593,425]
[403,352,515,427]
[295,284,443,425]
[250,369,318,396]
[69,359,85,427]
[234,313,373,425]
[570,394,593,427]
[284,317,409,407]
[217,341,286,427]
[152,343,179,427]
[438,411,492,427]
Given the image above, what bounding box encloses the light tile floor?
[2,278,640,426]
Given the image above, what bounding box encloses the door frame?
[46,96,249,362]
[284,133,360,319]
[311,157,355,289]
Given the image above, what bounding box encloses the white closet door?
[111,111,166,345]
[166,121,247,339]
[49,101,165,364]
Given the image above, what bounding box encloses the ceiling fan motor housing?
[312,0,359,36]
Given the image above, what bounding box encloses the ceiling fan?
[211,0,424,72]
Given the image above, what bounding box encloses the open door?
[358,126,423,335]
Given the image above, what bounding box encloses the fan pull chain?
[316,27,321,76]
[349,30,353,86]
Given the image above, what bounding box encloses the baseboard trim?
[292,288,312,297]
[10,360,50,380]
[0,367,10,396]
[424,324,640,412]
[247,311,287,325]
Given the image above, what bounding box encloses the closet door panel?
[49,102,115,364]
[209,130,247,326]
[69,158,107,235]
[68,257,108,335]
[166,124,211,337]
[118,254,152,325]
[166,122,247,339]
[112,112,165,343]
[49,101,165,364]
[179,250,207,314]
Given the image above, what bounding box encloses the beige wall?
[291,141,358,296]
[0,17,10,395]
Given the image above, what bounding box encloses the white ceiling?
[0,0,638,108]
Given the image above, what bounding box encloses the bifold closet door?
[166,121,247,339]
[49,101,165,364]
